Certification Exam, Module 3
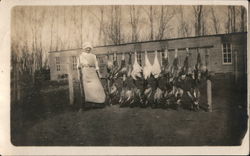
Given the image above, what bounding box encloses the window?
[222,43,232,64]
[55,57,60,71]
[137,52,142,65]
[72,56,77,70]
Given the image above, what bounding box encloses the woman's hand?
[97,70,102,78]
[77,63,83,70]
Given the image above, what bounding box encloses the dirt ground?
[11,79,248,146]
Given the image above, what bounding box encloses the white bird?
[143,50,152,79]
[152,50,161,78]
[131,51,143,80]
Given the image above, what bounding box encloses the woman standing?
[77,42,106,109]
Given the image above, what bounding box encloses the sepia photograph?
[4,0,248,152]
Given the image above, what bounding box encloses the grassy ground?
[11,79,248,146]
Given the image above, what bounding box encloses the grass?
[11,78,248,146]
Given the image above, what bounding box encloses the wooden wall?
[48,33,247,81]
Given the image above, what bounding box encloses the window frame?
[72,56,77,70]
[221,43,233,65]
[55,57,61,71]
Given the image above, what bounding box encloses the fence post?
[67,62,74,105]
[207,79,212,112]
[234,50,238,84]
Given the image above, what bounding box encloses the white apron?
[78,52,106,103]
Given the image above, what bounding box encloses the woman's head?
[82,42,93,53]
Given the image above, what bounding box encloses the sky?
[11,5,246,59]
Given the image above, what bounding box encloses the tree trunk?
[240,6,245,32]
[149,6,154,40]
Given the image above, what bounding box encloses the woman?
[77,42,106,108]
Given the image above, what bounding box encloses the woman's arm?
[77,56,82,80]
[77,55,82,70]
[94,55,102,78]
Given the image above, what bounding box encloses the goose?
[131,51,143,80]
[152,50,163,108]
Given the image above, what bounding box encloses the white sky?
[11,5,245,57]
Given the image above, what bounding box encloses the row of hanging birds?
[105,48,209,110]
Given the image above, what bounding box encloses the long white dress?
[77,52,106,104]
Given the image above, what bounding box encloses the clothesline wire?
[100,45,213,56]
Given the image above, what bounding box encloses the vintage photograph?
[11,5,247,146]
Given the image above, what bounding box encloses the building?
[48,32,247,81]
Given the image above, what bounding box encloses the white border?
[0,0,249,155]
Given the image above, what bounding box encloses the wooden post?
[78,65,85,107]
[107,78,111,105]
[17,68,21,102]
[67,62,74,105]
[234,50,238,84]
[207,79,212,112]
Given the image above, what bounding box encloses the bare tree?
[100,6,123,45]
[88,6,106,45]
[210,6,220,34]
[129,5,140,42]
[29,8,46,73]
[89,6,122,45]
[178,6,191,37]
[70,6,82,48]
[142,5,155,40]
[79,6,83,47]
[193,5,206,36]
[112,6,122,44]
[49,8,55,51]
[240,6,246,32]
[99,7,105,45]
[156,6,175,40]
[226,6,236,33]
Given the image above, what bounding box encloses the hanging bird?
[161,48,171,77]
[171,49,179,78]
[163,83,175,109]
[109,80,119,106]
[132,87,143,107]
[106,53,113,74]
[124,89,135,106]
[111,52,121,79]
[161,48,173,109]
[143,50,152,80]
[120,77,136,107]
[120,53,127,74]
[153,84,164,108]
[191,88,200,111]
[194,51,203,84]
[119,52,136,107]
[117,53,127,78]
[152,50,161,79]
[141,50,153,107]
[106,52,122,106]
[171,49,186,110]
[152,50,163,108]
[196,51,202,70]
[143,83,153,107]
[127,52,133,77]
[119,75,135,107]
[119,55,129,106]
[131,51,143,80]
[182,48,189,75]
